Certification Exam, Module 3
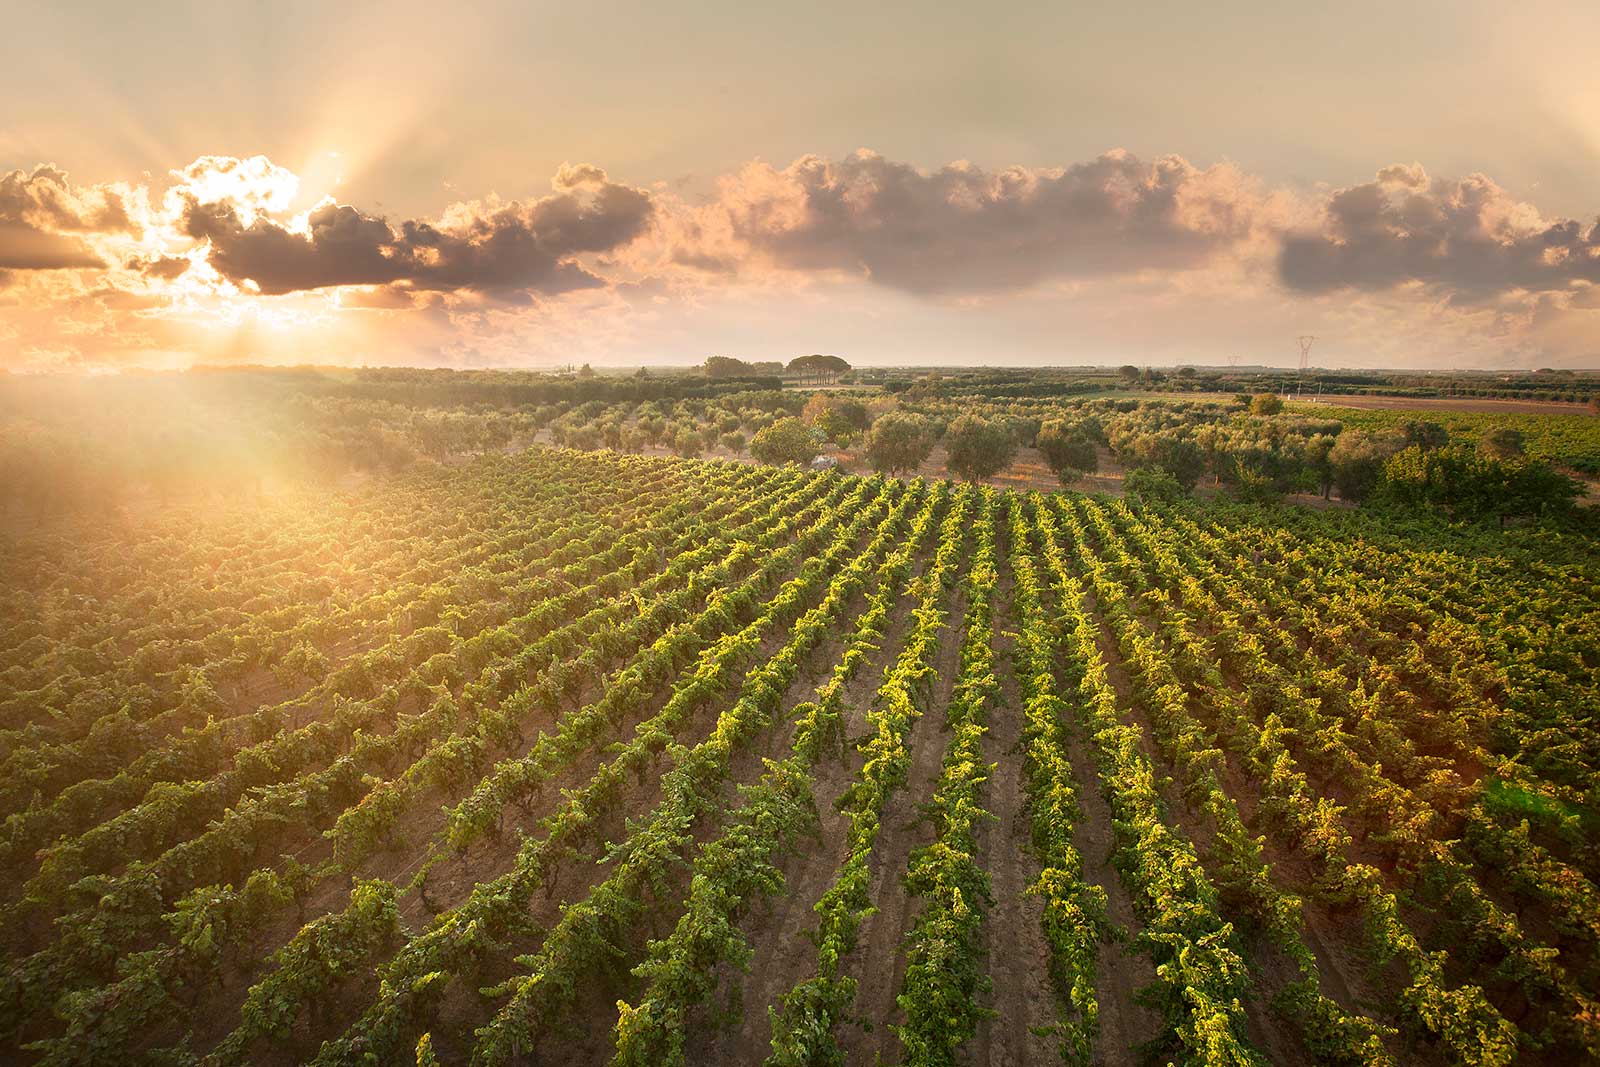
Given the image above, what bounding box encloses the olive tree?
[750,416,820,466]
[943,415,1016,481]
[1036,420,1099,486]
[865,411,935,474]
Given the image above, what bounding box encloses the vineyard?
[2,445,1598,1066]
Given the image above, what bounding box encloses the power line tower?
[1296,335,1316,397]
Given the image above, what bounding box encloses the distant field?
[1317,393,1594,416]
[1297,402,1600,475]
[1121,390,1595,417]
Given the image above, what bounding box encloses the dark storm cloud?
[180,166,654,297]
[708,149,1267,294]
[0,165,134,270]
[1279,165,1600,297]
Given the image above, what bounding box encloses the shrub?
[1124,466,1186,503]
[1250,393,1284,416]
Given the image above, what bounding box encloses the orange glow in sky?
[3,3,1599,371]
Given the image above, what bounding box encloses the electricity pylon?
[1296,335,1316,397]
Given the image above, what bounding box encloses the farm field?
[14,4,1600,1064]
[2,446,1597,1067]
[1315,395,1594,417]
[1291,404,1600,477]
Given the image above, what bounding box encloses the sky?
[2,1,1598,372]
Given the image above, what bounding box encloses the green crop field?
[1291,404,1600,476]
[2,439,1596,1067]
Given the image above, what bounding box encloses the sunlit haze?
[3,7,1600,1061]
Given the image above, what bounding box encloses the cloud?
[181,198,405,293]
[339,285,434,310]
[165,155,299,223]
[0,222,105,270]
[671,149,1273,294]
[1279,165,1600,297]
[132,254,192,281]
[1569,283,1600,310]
[0,165,136,271]
[178,160,654,297]
[3,149,1598,370]
[1,165,133,233]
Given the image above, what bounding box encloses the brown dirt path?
[969,565,1057,1066]
[682,545,936,1063]
[838,590,968,1065]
